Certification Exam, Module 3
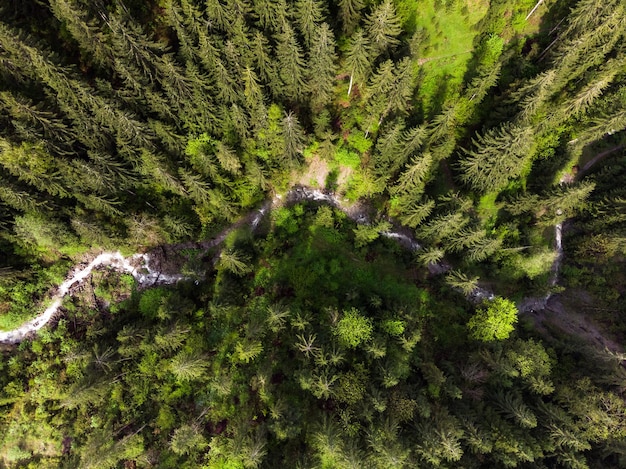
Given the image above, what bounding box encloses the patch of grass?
[409,0,489,114]
[477,192,500,223]
[334,146,361,170]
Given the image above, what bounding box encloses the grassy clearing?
[400,0,489,115]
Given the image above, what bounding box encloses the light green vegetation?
[402,0,489,115]
[1,0,626,466]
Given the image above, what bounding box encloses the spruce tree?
[344,29,371,97]
[307,23,338,111]
[274,21,306,102]
[364,0,403,57]
[459,123,533,193]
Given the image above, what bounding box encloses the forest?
[1,0,626,467]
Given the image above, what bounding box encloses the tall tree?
[307,23,338,111]
[274,21,306,102]
[282,111,306,166]
[344,29,371,97]
[338,0,365,35]
[459,123,533,193]
[364,0,402,56]
[48,0,111,68]
[294,0,325,46]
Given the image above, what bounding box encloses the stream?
[0,186,563,344]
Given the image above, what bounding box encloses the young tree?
[446,270,480,296]
[468,297,518,342]
[334,308,373,349]
[219,249,252,276]
[170,424,208,455]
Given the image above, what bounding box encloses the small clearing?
[293,154,354,192]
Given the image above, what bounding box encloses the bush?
[467,297,518,341]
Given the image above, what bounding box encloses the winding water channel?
[0,186,564,344]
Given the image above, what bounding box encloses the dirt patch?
[291,154,354,195]
[337,165,354,188]
[294,155,330,188]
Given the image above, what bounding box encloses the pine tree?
[560,67,617,119]
[364,0,403,57]
[417,246,444,267]
[0,138,69,198]
[220,249,252,276]
[282,111,306,166]
[253,0,288,32]
[0,177,42,212]
[418,211,469,245]
[338,0,365,35]
[393,153,433,197]
[427,104,458,146]
[446,270,480,295]
[294,0,325,46]
[274,21,306,101]
[493,391,538,429]
[251,31,275,84]
[0,90,76,155]
[396,198,435,228]
[48,0,111,68]
[169,351,208,381]
[344,29,371,97]
[205,0,233,32]
[163,0,196,62]
[179,168,212,205]
[459,123,533,193]
[400,124,427,161]
[507,181,595,224]
[573,108,626,150]
[307,23,338,111]
[170,424,208,455]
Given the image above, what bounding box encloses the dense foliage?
[2,205,626,468]
[1,0,626,467]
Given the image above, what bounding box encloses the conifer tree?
[345,29,371,97]
[48,0,111,68]
[307,23,338,111]
[294,0,325,46]
[393,153,434,199]
[253,0,288,32]
[282,111,306,166]
[396,198,434,228]
[274,21,306,101]
[205,0,233,32]
[459,124,533,193]
[338,0,365,35]
[364,0,403,57]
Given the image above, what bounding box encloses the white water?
[0,252,154,344]
[550,223,563,286]
[517,222,564,313]
[380,231,422,251]
[0,186,568,343]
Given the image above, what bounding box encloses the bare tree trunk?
[347,73,354,97]
[526,0,545,21]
